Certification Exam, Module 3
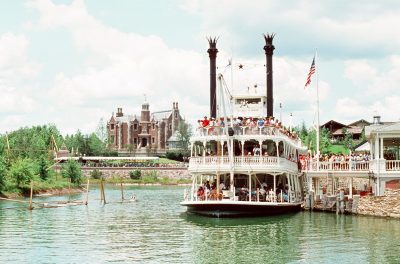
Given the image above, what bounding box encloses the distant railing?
[386,160,400,171]
[305,160,400,172]
[306,160,371,172]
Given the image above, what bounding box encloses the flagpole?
[315,49,320,169]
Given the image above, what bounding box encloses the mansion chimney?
[263,33,275,117]
[208,37,218,118]
[116,107,123,117]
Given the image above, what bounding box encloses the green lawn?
[327,144,350,155]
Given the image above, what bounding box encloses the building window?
[134,123,138,130]
[110,135,115,144]
[152,124,155,130]
[175,112,177,119]
[152,137,155,144]
[134,138,137,144]
[169,124,172,130]
[111,124,114,130]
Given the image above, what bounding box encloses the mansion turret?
[107,102,184,155]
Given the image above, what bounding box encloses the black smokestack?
[207,37,218,118]
[263,33,275,117]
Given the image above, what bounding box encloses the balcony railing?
[189,156,297,171]
[193,126,301,145]
[304,160,400,172]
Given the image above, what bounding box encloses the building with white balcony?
[306,116,400,196]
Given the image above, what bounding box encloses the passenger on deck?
[197,186,205,200]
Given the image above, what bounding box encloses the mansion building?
[107,102,184,154]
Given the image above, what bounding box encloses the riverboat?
[181,35,308,217]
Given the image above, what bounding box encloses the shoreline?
[0,182,191,199]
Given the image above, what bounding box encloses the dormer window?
[110,124,115,130]
[134,124,138,130]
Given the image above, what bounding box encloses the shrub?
[8,158,36,188]
[0,157,7,192]
[61,159,82,185]
[166,151,184,161]
[90,169,102,179]
[142,171,158,183]
[129,169,141,180]
[38,156,51,181]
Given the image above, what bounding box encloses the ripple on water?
[1,187,400,263]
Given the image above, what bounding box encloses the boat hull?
[181,201,302,218]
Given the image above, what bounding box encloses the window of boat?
[235,98,261,105]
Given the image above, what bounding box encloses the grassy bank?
[89,176,191,185]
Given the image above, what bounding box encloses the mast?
[263,33,275,117]
[315,50,320,164]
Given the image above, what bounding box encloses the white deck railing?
[305,160,400,172]
[386,160,400,171]
[194,126,301,146]
[189,156,297,171]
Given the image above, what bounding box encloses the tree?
[61,159,82,185]
[95,118,108,144]
[38,155,51,181]
[0,156,7,192]
[176,121,192,154]
[8,158,36,188]
[320,128,332,154]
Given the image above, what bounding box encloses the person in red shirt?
[202,116,210,127]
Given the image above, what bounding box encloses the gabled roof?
[365,121,400,137]
[348,119,371,127]
[320,120,348,129]
[151,110,172,121]
[115,115,136,123]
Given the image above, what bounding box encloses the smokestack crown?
[263,33,275,55]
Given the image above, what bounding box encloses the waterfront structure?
[181,35,307,217]
[107,102,184,155]
[321,119,370,141]
[306,116,400,196]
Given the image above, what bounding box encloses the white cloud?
[0,33,40,114]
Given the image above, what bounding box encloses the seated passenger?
[197,186,205,200]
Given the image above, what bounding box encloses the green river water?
[0,186,399,264]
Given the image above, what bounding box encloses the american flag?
[304,57,315,88]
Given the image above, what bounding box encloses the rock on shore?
[357,189,400,218]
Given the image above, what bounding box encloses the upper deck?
[191,125,304,149]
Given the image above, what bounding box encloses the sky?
[1,0,400,135]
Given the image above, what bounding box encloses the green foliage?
[129,169,141,180]
[176,121,192,153]
[342,129,355,151]
[6,124,63,161]
[141,171,158,183]
[8,158,36,188]
[295,125,332,154]
[90,169,102,179]
[166,151,184,161]
[61,159,82,185]
[38,155,51,181]
[64,131,107,156]
[0,156,7,192]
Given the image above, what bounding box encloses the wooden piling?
[85,178,90,205]
[68,178,71,201]
[29,180,33,210]
[101,177,106,204]
[120,176,124,201]
[100,177,103,202]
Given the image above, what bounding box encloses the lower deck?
[181,200,302,217]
